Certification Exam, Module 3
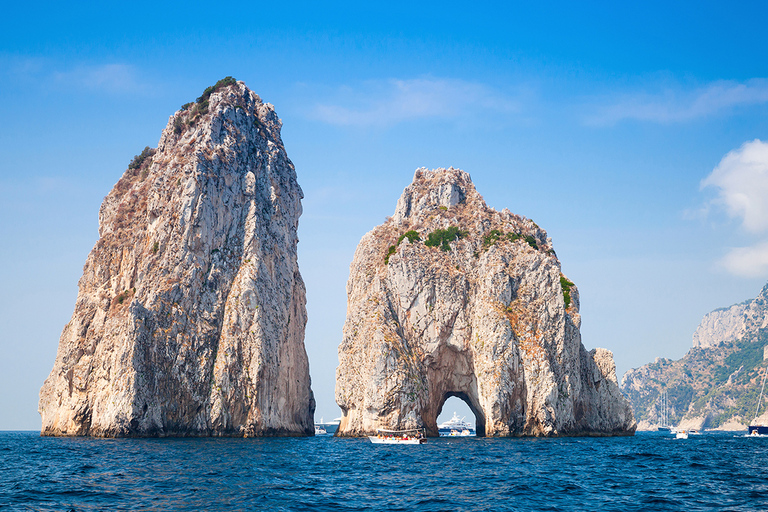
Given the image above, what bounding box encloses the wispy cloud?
[3,57,148,95]
[587,79,768,126]
[720,242,768,278]
[309,78,522,127]
[52,63,145,94]
[701,139,768,277]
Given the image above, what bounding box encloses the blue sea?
[1,430,766,511]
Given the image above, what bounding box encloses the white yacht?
[438,412,475,437]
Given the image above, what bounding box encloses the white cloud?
[701,140,768,278]
[702,139,768,233]
[310,78,521,126]
[1,57,147,95]
[52,64,144,94]
[721,242,768,278]
[588,79,768,125]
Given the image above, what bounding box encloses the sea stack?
[39,78,315,437]
[335,168,635,437]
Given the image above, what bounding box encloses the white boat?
[657,391,673,431]
[749,367,768,436]
[314,425,327,435]
[368,428,426,444]
[438,412,475,437]
[676,430,689,439]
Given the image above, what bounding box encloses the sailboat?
[657,391,672,432]
[748,367,768,436]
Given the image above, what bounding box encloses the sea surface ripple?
[0,431,766,511]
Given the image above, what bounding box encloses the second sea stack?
[39,78,315,437]
[335,168,635,437]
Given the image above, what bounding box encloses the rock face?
[335,168,635,437]
[622,283,768,431]
[692,286,768,348]
[39,78,315,437]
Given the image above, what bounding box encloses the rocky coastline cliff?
[39,78,315,437]
[622,284,768,431]
[335,168,636,437]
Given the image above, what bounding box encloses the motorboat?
[368,428,426,444]
[314,425,328,435]
[675,430,689,439]
[438,412,475,437]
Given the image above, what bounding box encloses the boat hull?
[368,436,425,445]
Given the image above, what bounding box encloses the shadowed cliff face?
[335,168,635,437]
[39,80,315,437]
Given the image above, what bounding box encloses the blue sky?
[3,1,768,429]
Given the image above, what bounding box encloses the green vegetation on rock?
[183,76,239,127]
[482,229,536,251]
[384,245,397,264]
[385,230,423,264]
[398,230,421,245]
[424,226,468,252]
[560,275,575,308]
[128,146,155,171]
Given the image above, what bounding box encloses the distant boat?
[676,430,689,440]
[314,425,328,435]
[368,428,426,444]
[657,391,673,432]
[749,367,768,436]
[438,412,475,437]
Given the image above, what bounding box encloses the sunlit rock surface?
[335,168,635,437]
[39,79,314,437]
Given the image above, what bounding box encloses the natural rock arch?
[435,392,486,437]
[335,168,635,437]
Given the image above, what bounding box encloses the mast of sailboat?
[754,366,768,423]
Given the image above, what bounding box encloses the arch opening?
[436,391,486,437]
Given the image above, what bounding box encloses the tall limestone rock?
[39,78,315,437]
[335,168,635,437]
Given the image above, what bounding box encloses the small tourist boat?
[314,425,327,435]
[368,428,427,444]
[675,430,689,439]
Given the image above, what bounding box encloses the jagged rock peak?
[335,167,635,437]
[692,283,768,349]
[39,78,314,437]
[393,168,473,222]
